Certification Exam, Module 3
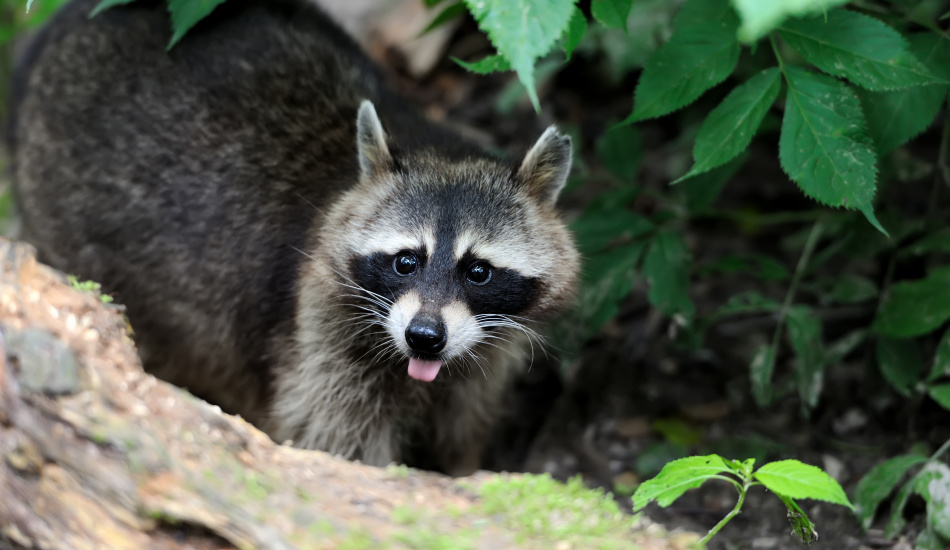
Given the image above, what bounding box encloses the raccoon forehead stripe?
[453,229,544,278]
[353,228,436,256]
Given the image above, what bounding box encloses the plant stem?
[931,437,950,462]
[760,219,824,403]
[699,479,751,546]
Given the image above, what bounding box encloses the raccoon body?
[9,0,579,474]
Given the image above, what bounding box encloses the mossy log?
[0,239,698,550]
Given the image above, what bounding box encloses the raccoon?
[8,0,579,474]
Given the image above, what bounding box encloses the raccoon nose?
[405,317,447,354]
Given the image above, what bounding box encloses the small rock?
[751,537,780,548]
[613,471,640,491]
[6,327,82,395]
[832,408,868,435]
[822,454,848,483]
[680,400,731,422]
[614,417,651,438]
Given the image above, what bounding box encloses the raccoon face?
[330,101,579,382]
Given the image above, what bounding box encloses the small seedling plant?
[632,455,853,546]
[852,439,950,549]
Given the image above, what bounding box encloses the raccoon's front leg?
[268,357,401,466]
[431,375,510,476]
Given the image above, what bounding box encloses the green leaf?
[778,10,941,91]
[652,418,702,446]
[576,243,647,331]
[818,274,879,304]
[913,462,950,540]
[166,0,229,49]
[464,0,575,111]
[929,327,950,383]
[632,455,732,511]
[916,530,946,550]
[453,54,511,74]
[779,496,820,545]
[421,1,467,36]
[732,0,851,43]
[754,459,854,509]
[677,68,781,182]
[853,452,928,529]
[779,66,884,235]
[885,477,916,538]
[591,0,632,30]
[900,227,950,258]
[90,0,137,17]
[628,0,739,122]
[873,266,950,338]
[572,209,653,255]
[928,383,950,410]
[562,6,587,60]
[787,306,825,411]
[875,337,924,397]
[643,231,694,319]
[596,123,641,181]
[750,343,777,407]
[858,33,949,154]
[677,154,746,210]
[634,441,688,478]
[824,328,867,366]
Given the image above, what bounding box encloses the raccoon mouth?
[407,357,442,383]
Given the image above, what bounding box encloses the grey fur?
[9,0,579,474]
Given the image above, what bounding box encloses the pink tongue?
[408,358,442,382]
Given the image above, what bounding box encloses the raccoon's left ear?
[356,100,392,178]
[517,126,572,205]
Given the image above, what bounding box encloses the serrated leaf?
[632,455,732,511]
[787,305,825,411]
[596,123,641,181]
[913,462,950,540]
[453,54,511,74]
[643,231,694,319]
[421,1,467,36]
[853,452,928,529]
[732,0,851,43]
[464,0,575,111]
[628,0,739,122]
[857,33,950,154]
[562,6,587,60]
[750,343,777,407]
[90,0,137,17]
[929,327,950,383]
[755,459,854,509]
[677,68,780,182]
[928,383,950,410]
[779,66,885,235]
[874,266,950,338]
[591,0,632,30]
[778,10,941,91]
[166,0,229,49]
[875,337,924,397]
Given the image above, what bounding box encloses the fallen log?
[0,239,698,549]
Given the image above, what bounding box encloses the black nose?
[405,317,447,354]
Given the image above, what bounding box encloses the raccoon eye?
[393,253,418,276]
[466,262,492,285]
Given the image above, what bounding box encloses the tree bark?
[0,239,694,550]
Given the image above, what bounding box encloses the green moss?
[385,464,411,479]
[392,505,416,525]
[339,530,376,550]
[393,528,476,550]
[474,473,643,549]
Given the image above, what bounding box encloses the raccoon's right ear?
[517,126,572,205]
[356,100,392,178]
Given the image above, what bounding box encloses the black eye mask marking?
[348,250,426,306]
[457,252,538,316]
